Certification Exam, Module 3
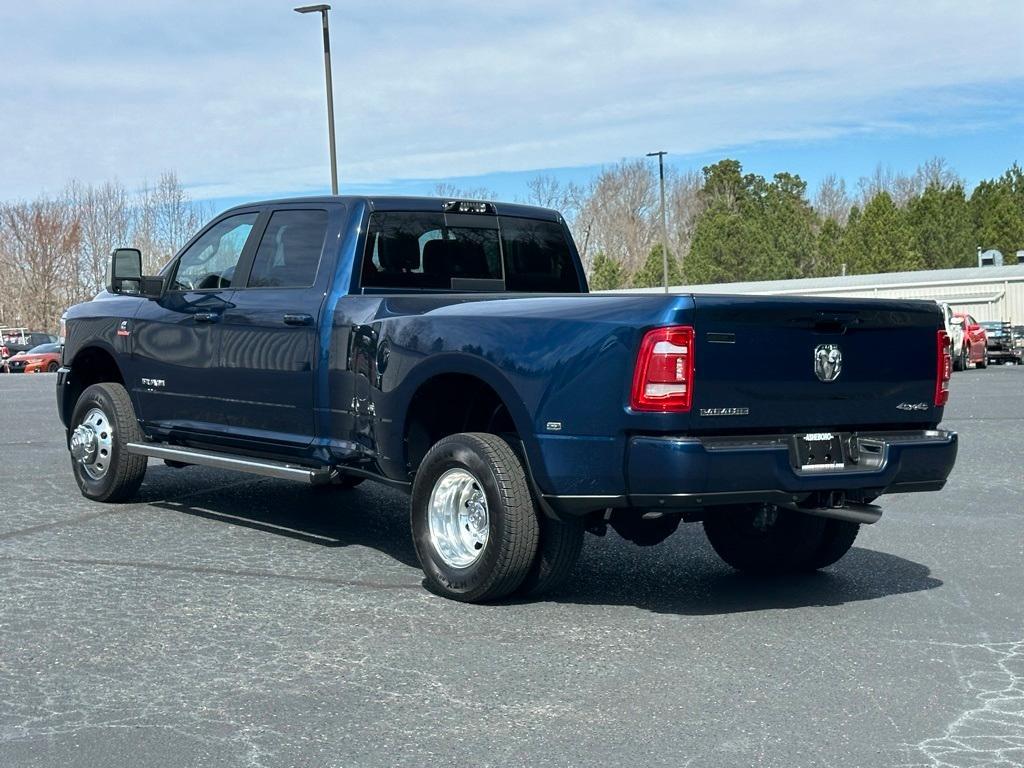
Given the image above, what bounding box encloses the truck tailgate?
[690,295,943,432]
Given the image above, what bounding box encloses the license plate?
[794,432,845,470]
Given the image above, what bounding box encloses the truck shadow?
[549,525,943,615]
[139,466,422,570]
[139,467,941,615]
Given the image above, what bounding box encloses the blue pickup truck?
[58,196,958,602]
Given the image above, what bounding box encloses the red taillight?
[935,330,951,406]
[631,325,695,412]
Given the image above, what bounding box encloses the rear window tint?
[359,212,581,292]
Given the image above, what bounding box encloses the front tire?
[69,383,146,502]
[411,433,539,603]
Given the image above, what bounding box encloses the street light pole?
[647,151,669,293]
[295,4,339,194]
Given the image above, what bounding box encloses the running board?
[784,501,883,525]
[126,442,332,485]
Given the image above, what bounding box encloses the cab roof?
[221,195,563,222]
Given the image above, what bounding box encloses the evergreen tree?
[686,206,769,283]
[842,192,921,274]
[815,218,844,277]
[631,243,682,287]
[762,172,817,279]
[588,252,626,290]
[972,179,1024,260]
[907,183,974,269]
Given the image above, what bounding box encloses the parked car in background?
[938,302,963,368]
[981,321,1022,365]
[2,343,62,373]
[1,331,59,359]
[951,312,988,369]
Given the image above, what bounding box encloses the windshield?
[360,212,582,293]
[27,343,60,354]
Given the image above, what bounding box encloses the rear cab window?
[360,209,582,293]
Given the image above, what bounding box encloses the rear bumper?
[627,429,957,509]
[986,347,1022,362]
[542,429,957,516]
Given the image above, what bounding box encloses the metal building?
[609,264,1024,323]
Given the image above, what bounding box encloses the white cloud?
[0,0,1021,200]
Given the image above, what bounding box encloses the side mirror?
[968,323,981,332]
[108,248,165,299]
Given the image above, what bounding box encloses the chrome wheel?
[428,468,489,568]
[71,407,113,480]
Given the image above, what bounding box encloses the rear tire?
[801,519,859,570]
[47,361,59,372]
[69,383,146,502]
[703,505,828,575]
[411,433,539,603]
[954,344,967,372]
[515,514,584,598]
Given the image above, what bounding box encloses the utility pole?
[647,151,669,292]
[295,4,339,194]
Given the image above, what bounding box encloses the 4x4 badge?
[814,344,842,382]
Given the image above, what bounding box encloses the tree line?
[2,159,1022,334]
[0,173,207,332]
[510,158,1024,290]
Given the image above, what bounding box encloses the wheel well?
[404,374,517,475]
[64,347,125,425]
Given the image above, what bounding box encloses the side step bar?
[126,442,332,485]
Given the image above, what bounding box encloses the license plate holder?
[793,432,845,471]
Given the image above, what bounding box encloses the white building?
[608,264,1024,324]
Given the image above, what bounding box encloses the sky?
[1,0,1022,213]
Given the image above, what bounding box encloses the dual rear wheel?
[703,504,859,575]
[411,432,583,602]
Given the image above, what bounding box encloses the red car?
[951,312,988,370]
[2,343,62,373]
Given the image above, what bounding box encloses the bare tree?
[0,198,82,332]
[914,157,962,191]
[66,179,133,299]
[576,159,657,274]
[814,174,852,224]
[432,182,498,202]
[136,171,208,272]
[666,168,704,262]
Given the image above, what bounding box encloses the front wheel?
[411,433,539,603]
[977,352,988,369]
[69,383,147,502]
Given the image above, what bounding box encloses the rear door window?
[247,209,328,288]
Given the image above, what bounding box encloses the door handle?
[193,311,220,323]
[283,313,313,326]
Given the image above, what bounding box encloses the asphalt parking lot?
[1,368,1022,768]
